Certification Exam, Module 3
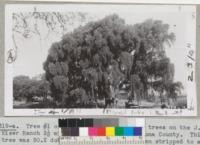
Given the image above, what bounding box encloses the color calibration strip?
[60,126,142,137]
[59,118,144,137]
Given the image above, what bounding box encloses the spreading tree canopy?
[43,14,182,107]
[13,75,49,102]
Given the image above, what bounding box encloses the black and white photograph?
[5,4,197,116]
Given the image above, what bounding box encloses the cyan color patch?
[123,127,134,136]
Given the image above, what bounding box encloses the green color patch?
[115,127,123,136]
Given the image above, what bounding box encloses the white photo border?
[4,4,197,116]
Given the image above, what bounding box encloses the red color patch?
[97,127,105,136]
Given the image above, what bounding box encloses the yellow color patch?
[106,127,115,136]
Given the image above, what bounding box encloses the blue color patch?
[134,127,142,136]
[123,127,134,136]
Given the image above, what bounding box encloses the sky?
[11,4,196,87]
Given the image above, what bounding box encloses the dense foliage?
[42,14,183,108]
[13,75,49,102]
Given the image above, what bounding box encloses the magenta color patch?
[88,127,98,136]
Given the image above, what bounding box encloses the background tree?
[13,75,31,101]
[13,75,50,104]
